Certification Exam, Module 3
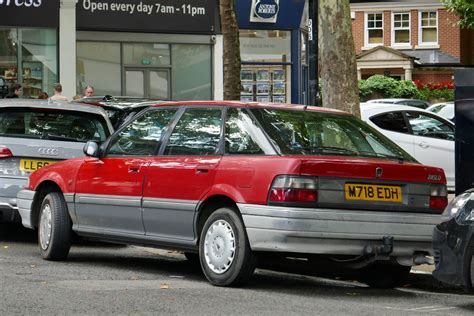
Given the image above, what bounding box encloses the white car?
[366,98,431,109]
[361,103,455,191]
[426,102,455,123]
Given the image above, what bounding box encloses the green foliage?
[443,0,474,29]
[358,75,417,100]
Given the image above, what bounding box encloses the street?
[1,224,473,315]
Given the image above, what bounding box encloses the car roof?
[367,98,428,103]
[0,99,109,115]
[148,100,350,115]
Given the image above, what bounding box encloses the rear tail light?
[429,184,448,212]
[0,146,12,158]
[268,176,318,205]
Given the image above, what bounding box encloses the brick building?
[350,0,474,83]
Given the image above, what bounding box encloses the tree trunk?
[219,0,242,100]
[319,0,360,117]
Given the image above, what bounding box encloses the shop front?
[0,1,59,98]
[75,0,220,100]
[236,0,309,104]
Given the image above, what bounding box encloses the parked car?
[0,77,8,98]
[433,190,474,292]
[0,99,113,223]
[76,96,163,129]
[367,98,431,109]
[18,101,447,288]
[361,103,455,191]
[426,102,455,123]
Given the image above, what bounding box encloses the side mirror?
[83,141,99,157]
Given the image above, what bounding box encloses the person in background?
[5,83,22,98]
[49,83,68,101]
[37,92,49,99]
[84,85,94,97]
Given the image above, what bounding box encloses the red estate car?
[17,101,447,288]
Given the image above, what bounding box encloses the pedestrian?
[84,85,94,97]
[37,91,49,99]
[49,83,68,101]
[5,83,22,98]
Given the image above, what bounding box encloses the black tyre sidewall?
[199,207,255,287]
[38,192,71,261]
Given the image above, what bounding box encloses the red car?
[17,101,447,288]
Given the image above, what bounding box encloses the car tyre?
[360,262,411,289]
[199,207,256,287]
[465,247,474,292]
[38,192,71,261]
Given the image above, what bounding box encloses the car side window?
[370,112,409,134]
[108,108,177,156]
[406,111,454,141]
[164,107,222,156]
[225,108,274,155]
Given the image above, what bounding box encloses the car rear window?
[0,107,110,142]
[249,108,415,161]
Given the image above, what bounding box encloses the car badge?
[375,167,383,178]
[38,147,59,156]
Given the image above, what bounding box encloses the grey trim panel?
[76,194,141,207]
[63,193,74,203]
[142,198,199,212]
[239,203,441,255]
[17,189,35,229]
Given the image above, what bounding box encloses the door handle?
[195,163,217,174]
[418,141,429,149]
[128,165,141,173]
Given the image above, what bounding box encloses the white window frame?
[418,10,438,46]
[391,12,411,47]
[364,12,384,47]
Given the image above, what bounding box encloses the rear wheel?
[199,207,256,287]
[359,262,411,289]
[38,192,71,261]
[466,247,474,292]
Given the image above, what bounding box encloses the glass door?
[124,68,170,99]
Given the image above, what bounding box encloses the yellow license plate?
[345,183,402,203]
[19,159,56,172]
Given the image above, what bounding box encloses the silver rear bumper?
[239,203,441,257]
[17,189,36,229]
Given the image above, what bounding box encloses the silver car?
[0,99,113,223]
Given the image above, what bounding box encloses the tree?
[318,0,360,117]
[443,0,474,29]
[219,0,242,100]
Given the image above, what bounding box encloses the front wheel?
[38,192,72,261]
[359,262,411,289]
[199,207,256,287]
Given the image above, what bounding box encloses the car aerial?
[361,103,455,191]
[426,102,455,123]
[366,98,431,109]
[0,99,113,223]
[76,96,164,129]
[433,190,474,292]
[18,101,448,288]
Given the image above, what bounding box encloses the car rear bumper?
[239,204,440,257]
[0,176,26,223]
[17,189,36,229]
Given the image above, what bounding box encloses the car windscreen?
[249,108,416,162]
[0,107,110,142]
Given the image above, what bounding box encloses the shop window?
[240,66,289,103]
[123,43,170,66]
[0,28,57,98]
[392,12,410,45]
[171,44,211,100]
[240,30,291,63]
[365,13,383,46]
[77,42,121,96]
[419,11,438,44]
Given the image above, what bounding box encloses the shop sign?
[77,0,216,34]
[0,0,59,27]
[250,0,280,23]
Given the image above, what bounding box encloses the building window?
[366,13,384,46]
[419,11,438,44]
[392,12,410,45]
